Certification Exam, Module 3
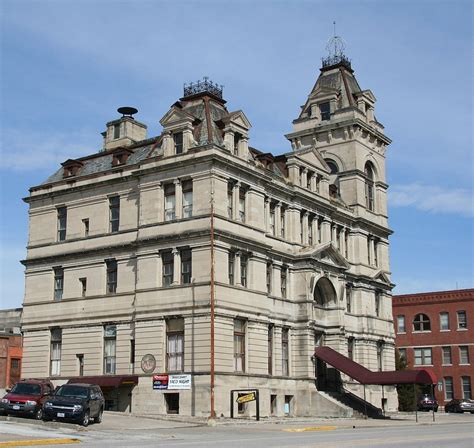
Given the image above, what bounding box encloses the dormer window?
[319,102,330,121]
[173,132,183,154]
[112,149,132,167]
[61,159,83,178]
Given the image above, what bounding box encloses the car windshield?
[55,386,89,399]
[10,383,42,395]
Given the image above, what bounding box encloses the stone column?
[264,197,271,233]
[172,248,181,285]
[183,127,194,153]
[174,179,182,220]
[370,237,375,266]
[157,182,164,222]
[232,182,240,220]
[272,263,282,298]
[223,128,235,152]
[238,136,249,160]
[301,169,308,189]
[311,215,319,245]
[275,203,282,237]
[310,174,317,192]
[340,227,346,256]
[331,223,337,244]
[235,252,242,286]
[156,252,163,288]
[288,164,300,185]
[163,131,173,157]
[302,212,309,245]
[321,218,331,244]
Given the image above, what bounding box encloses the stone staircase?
[323,389,384,419]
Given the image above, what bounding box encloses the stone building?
[21,47,397,416]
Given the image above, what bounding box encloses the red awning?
[67,375,139,388]
[314,346,437,385]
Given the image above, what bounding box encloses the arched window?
[413,313,431,332]
[313,277,337,307]
[364,162,375,211]
[325,159,339,174]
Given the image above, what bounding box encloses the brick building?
[0,308,23,390]
[393,289,474,405]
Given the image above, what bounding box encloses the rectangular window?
[375,291,381,317]
[307,171,313,190]
[268,325,273,375]
[319,102,330,121]
[459,346,470,364]
[440,312,450,331]
[462,376,472,399]
[76,354,84,377]
[227,184,233,219]
[457,311,467,329]
[346,286,352,314]
[269,205,276,235]
[367,237,371,265]
[104,325,116,374]
[167,318,184,372]
[54,267,64,301]
[238,189,246,222]
[109,196,120,232]
[57,207,67,241]
[445,377,454,400]
[348,337,354,361]
[281,267,287,298]
[317,218,322,244]
[173,132,183,154]
[233,133,241,155]
[397,315,405,333]
[266,262,272,294]
[280,208,286,238]
[282,328,289,376]
[344,230,349,258]
[79,278,87,297]
[308,218,313,245]
[82,218,89,237]
[113,123,120,139]
[398,348,407,363]
[414,347,432,366]
[162,251,174,287]
[299,213,304,243]
[181,249,192,284]
[228,251,235,285]
[234,319,245,372]
[374,239,379,266]
[50,328,62,376]
[106,259,117,294]
[442,346,452,365]
[164,183,176,221]
[182,180,193,218]
[240,255,248,287]
[130,340,135,366]
[377,341,384,371]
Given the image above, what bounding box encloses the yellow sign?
[236,392,256,404]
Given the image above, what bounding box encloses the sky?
[0,0,472,309]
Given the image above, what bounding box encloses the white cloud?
[0,129,99,171]
[389,183,473,218]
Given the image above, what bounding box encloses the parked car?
[43,383,104,426]
[417,394,438,412]
[444,398,474,413]
[0,379,54,419]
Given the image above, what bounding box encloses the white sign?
[168,374,192,390]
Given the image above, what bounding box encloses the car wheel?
[35,407,43,420]
[82,410,90,427]
[95,409,103,424]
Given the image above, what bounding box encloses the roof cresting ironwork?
[322,21,352,69]
[183,76,224,99]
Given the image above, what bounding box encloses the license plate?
[57,412,65,418]
[13,405,20,410]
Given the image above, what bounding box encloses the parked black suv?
[43,383,104,426]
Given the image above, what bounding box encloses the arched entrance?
[313,277,341,391]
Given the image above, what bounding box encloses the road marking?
[0,439,80,446]
[283,425,337,432]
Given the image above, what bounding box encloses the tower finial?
[322,23,351,70]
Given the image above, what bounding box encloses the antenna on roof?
[322,21,351,69]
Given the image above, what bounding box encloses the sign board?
[236,392,256,404]
[168,374,192,390]
[153,375,168,390]
[153,374,192,390]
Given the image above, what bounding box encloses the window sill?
[414,364,433,367]
[459,363,471,366]
[397,331,406,335]
[457,328,468,331]
[412,331,432,334]
[442,364,453,367]
[440,329,451,332]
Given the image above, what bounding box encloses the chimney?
[102,107,147,150]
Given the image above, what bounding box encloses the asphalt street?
[0,412,473,447]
